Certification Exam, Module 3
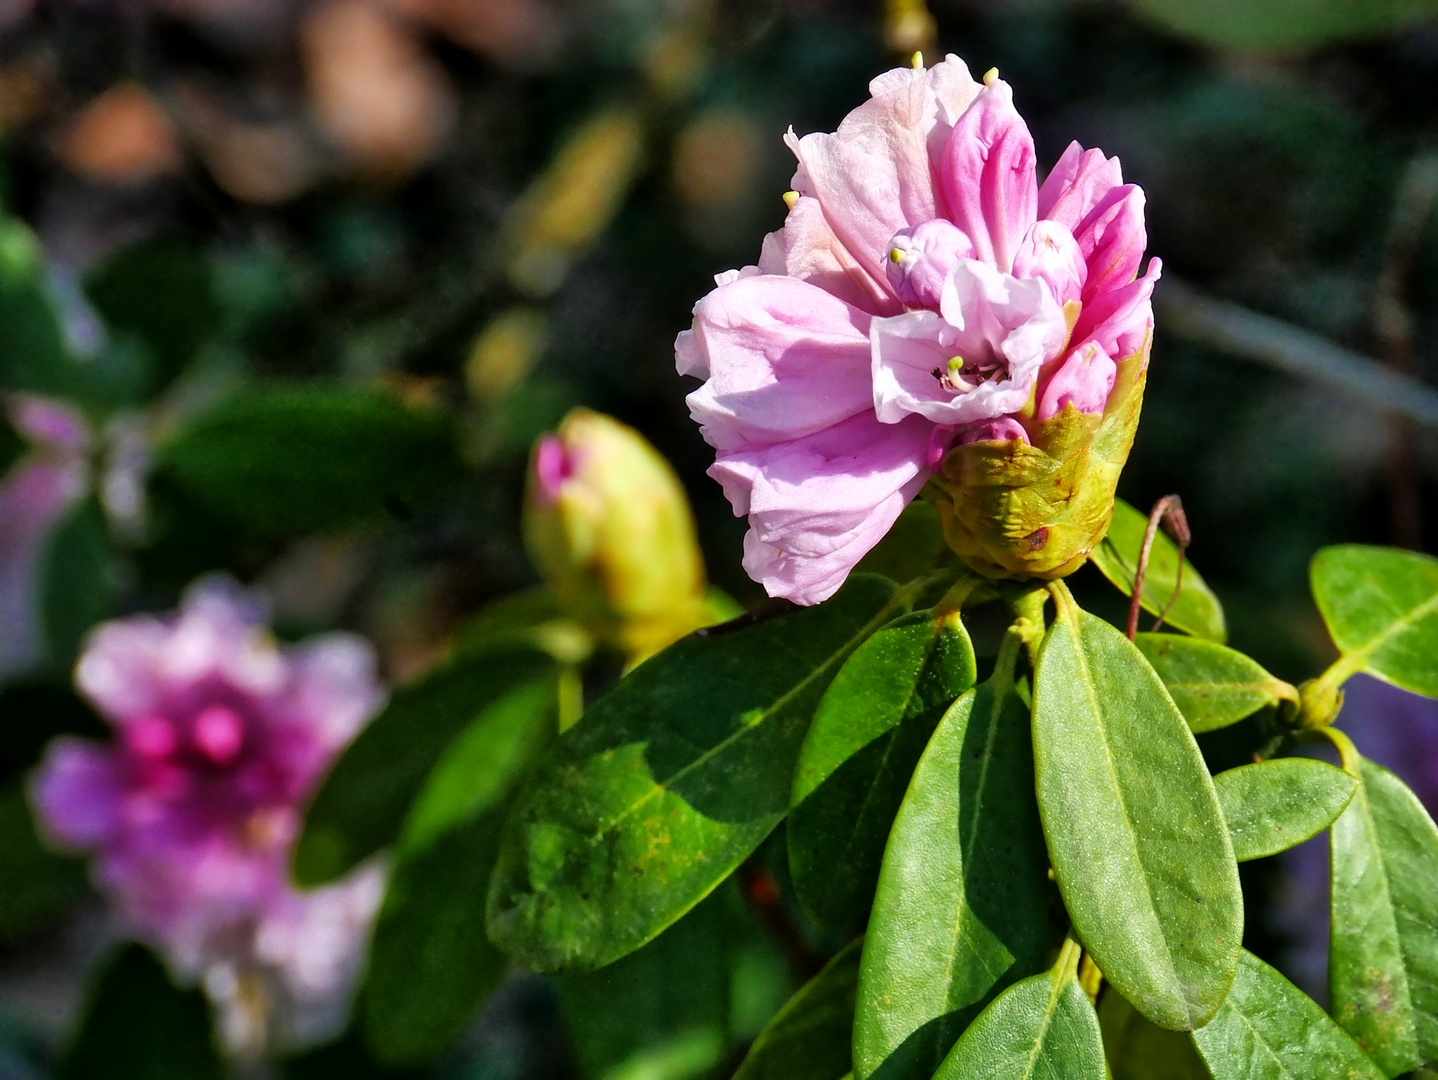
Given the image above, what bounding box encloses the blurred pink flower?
[29,577,385,1051]
[0,395,89,678]
[675,58,1160,604]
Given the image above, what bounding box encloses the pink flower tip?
[533,435,575,505]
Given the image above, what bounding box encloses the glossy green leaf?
[162,387,455,538]
[854,675,1051,1080]
[1089,498,1226,643]
[1191,950,1384,1079]
[1033,593,1242,1030]
[788,602,977,928]
[1330,748,1438,1075]
[1215,758,1356,862]
[1312,545,1438,698]
[40,498,119,669]
[930,946,1104,1080]
[560,889,731,1080]
[62,944,223,1080]
[0,217,88,400]
[487,575,904,974]
[398,676,557,855]
[1098,987,1210,1080]
[363,812,508,1065]
[1135,633,1297,733]
[1127,0,1438,51]
[295,647,556,885]
[732,938,861,1080]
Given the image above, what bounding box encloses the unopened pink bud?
[885,219,975,309]
[533,434,575,505]
[1012,219,1086,306]
[126,716,178,759]
[192,704,245,765]
[1036,340,1116,420]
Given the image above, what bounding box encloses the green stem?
[1320,725,1362,777]
[1006,583,1050,669]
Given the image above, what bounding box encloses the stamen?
[983,67,999,87]
[782,190,800,210]
[911,52,924,70]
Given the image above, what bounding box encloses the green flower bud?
[927,345,1148,580]
[524,409,711,662]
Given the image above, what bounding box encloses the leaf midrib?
[1062,607,1188,1022]
[1332,582,1438,676]
[1019,974,1068,1079]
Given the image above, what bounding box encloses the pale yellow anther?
[983,67,999,87]
[911,51,924,70]
[889,247,906,265]
[782,190,800,210]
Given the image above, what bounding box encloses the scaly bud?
[524,409,711,661]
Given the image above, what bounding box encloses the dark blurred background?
[2,0,1438,1075]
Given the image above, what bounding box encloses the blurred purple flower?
[0,395,89,679]
[29,577,386,1051]
[1277,675,1438,1001]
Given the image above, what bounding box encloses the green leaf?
[0,217,83,400]
[85,236,220,390]
[162,387,455,538]
[1214,758,1355,862]
[1089,498,1226,643]
[62,943,223,1080]
[1033,589,1242,1030]
[486,575,905,974]
[363,812,508,1065]
[1134,633,1297,733]
[295,647,556,886]
[1311,545,1438,698]
[930,945,1105,1080]
[1329,741,1438,1075]
[853,673,1051,1080]
[1126,0,1438,50]
[40,498,119,669]
[1098,987,1210,1080]
[788,601,977,928]
[732,938,861,1080]
[559,889,732,1080]
[854,500,950,585]
[1191,950,1384,1079]
[0,782,87,943]
[397,675,557,855]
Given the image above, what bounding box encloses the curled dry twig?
[1126,495,1191,641]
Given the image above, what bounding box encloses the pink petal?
[786,56,981,302]
[958,416,1029,445]
[1037,141,1124,233]
[938,80,1038,273]
[1072,257,1162,362]
[29,738,124,850]
[709,413,931,605]
[682,275,875,452]
[1035,340,1117,420]
[1074,185,1146,303]
[884,219,976,310]
[1012,219,1086,306]
[759,195,897,315]
[284,633,382,752]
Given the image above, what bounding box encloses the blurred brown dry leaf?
[60,83,182,185]
[301,0,458,180]
[671,108,762,211]
[381,0,564,69]
[175,84,323,204]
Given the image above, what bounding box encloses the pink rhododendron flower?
[29,577,385,1051]
[676,58,1160,603]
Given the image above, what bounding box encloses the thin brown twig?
[1126,495,1189,641]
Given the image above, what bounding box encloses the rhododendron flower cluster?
[676,57,1159,603]
[29,578,385,1052]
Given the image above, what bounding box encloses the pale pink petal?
[710,413,931,604]
[759,195,896,314]
[1037,141,1124,232]
[1012,219,1086,306]
[885,219,975,310]
[682,275,875,452]
[787,56,981,300]
[30,738,124,850]
[1074,185,1146,302]
[958,416,1029,445]
[938,80,1038,273]
[285,634,383,751]
[1036,340,1117,420]
[1072,257,1162,363]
